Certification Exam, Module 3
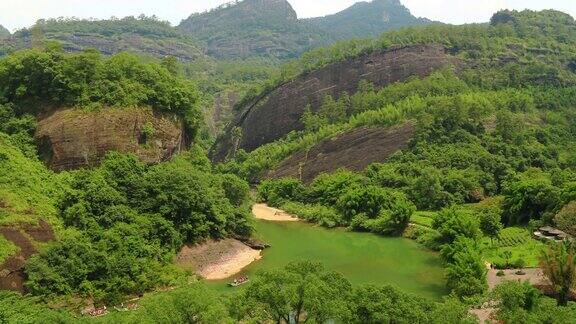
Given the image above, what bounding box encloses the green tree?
[444,237,487,298]
[432,207,481,245]
[241,261,352,323]
[539,241,576,306]
[554,201,576,236]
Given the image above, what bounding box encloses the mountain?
[0,25,9,39]
[1,16,205,61]
[308,0,432,40]
[1,1,431,60]
[178,0,430,59]
[213,9,576,182]
[178,0,330,59]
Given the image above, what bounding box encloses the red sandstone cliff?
[35,107,187,171]
[211,44,454,161]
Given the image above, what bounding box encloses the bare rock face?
[211,44,453,161]
[266,123,414,183]
[35,107,186,171]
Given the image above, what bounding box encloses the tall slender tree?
[539,241,576,306]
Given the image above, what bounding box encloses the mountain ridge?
[0,25,9,39]
[178,0,431,59]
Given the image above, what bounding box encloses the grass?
[410,211,437,228]
[0,236,19,264]
[482,227,546,268]
[0,134,62,228]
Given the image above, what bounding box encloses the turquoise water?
[207,220,447,300]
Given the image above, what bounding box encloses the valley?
[1,1,576,323]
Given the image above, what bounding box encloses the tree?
[502,172,560,225]
[241,261,352,323]
[432,207,481,245]
[350,285,433,323]
[554,201,576,236]
[479,210,503,242]
[445,237,487,298]
[539,241,576,306]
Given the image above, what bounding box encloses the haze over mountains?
[0,0,431,60]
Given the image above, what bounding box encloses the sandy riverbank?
[176,239,261,280]
[252,203,300,221]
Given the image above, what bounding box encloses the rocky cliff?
[212,44,454,161]
[266,123,414,183]
[35,107,187,171]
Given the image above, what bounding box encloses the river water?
[208,219,447,300]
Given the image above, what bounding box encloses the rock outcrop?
[266,123,414,183]
[35,107,187,171]
[212,44,453,161]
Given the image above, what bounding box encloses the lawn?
[482,227,546,268]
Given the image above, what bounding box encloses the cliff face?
[212,44,453,161]
[35,107,186,171]
[267,123,414,183]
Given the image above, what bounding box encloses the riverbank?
[252,203,300,221]
[176,239,261,280]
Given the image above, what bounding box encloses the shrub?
[554,201,576,236]
[257,178,306,207]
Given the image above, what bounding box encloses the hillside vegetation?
[1,16,204,61]
[308,0,431,41]
[0,25,9,39]
[222,10,576,318]
[1,6,576,324]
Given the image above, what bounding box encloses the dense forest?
[1,4,576,324]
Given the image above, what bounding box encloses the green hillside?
[309,0,432,41]
[0,25,9,39]
[1,16,205,61]
[178,0,330,59]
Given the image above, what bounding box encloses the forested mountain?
[308,0,432,41]
[178,0,431,59]
[0,16,205,60]
[178,0,330,59]
[1,1,431,60]
[2,4,576,323]
[0,25,9,39]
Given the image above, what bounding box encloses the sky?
[1,0,575,32]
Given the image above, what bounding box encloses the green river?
[207,219,447,300]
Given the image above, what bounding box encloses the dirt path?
[470,267,547,323]
[176,239,261,280]
[487,268,546,290]
[252,203,300,222]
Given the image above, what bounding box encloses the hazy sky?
[1,0,575,32]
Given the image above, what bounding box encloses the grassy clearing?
[482,227,546,268]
